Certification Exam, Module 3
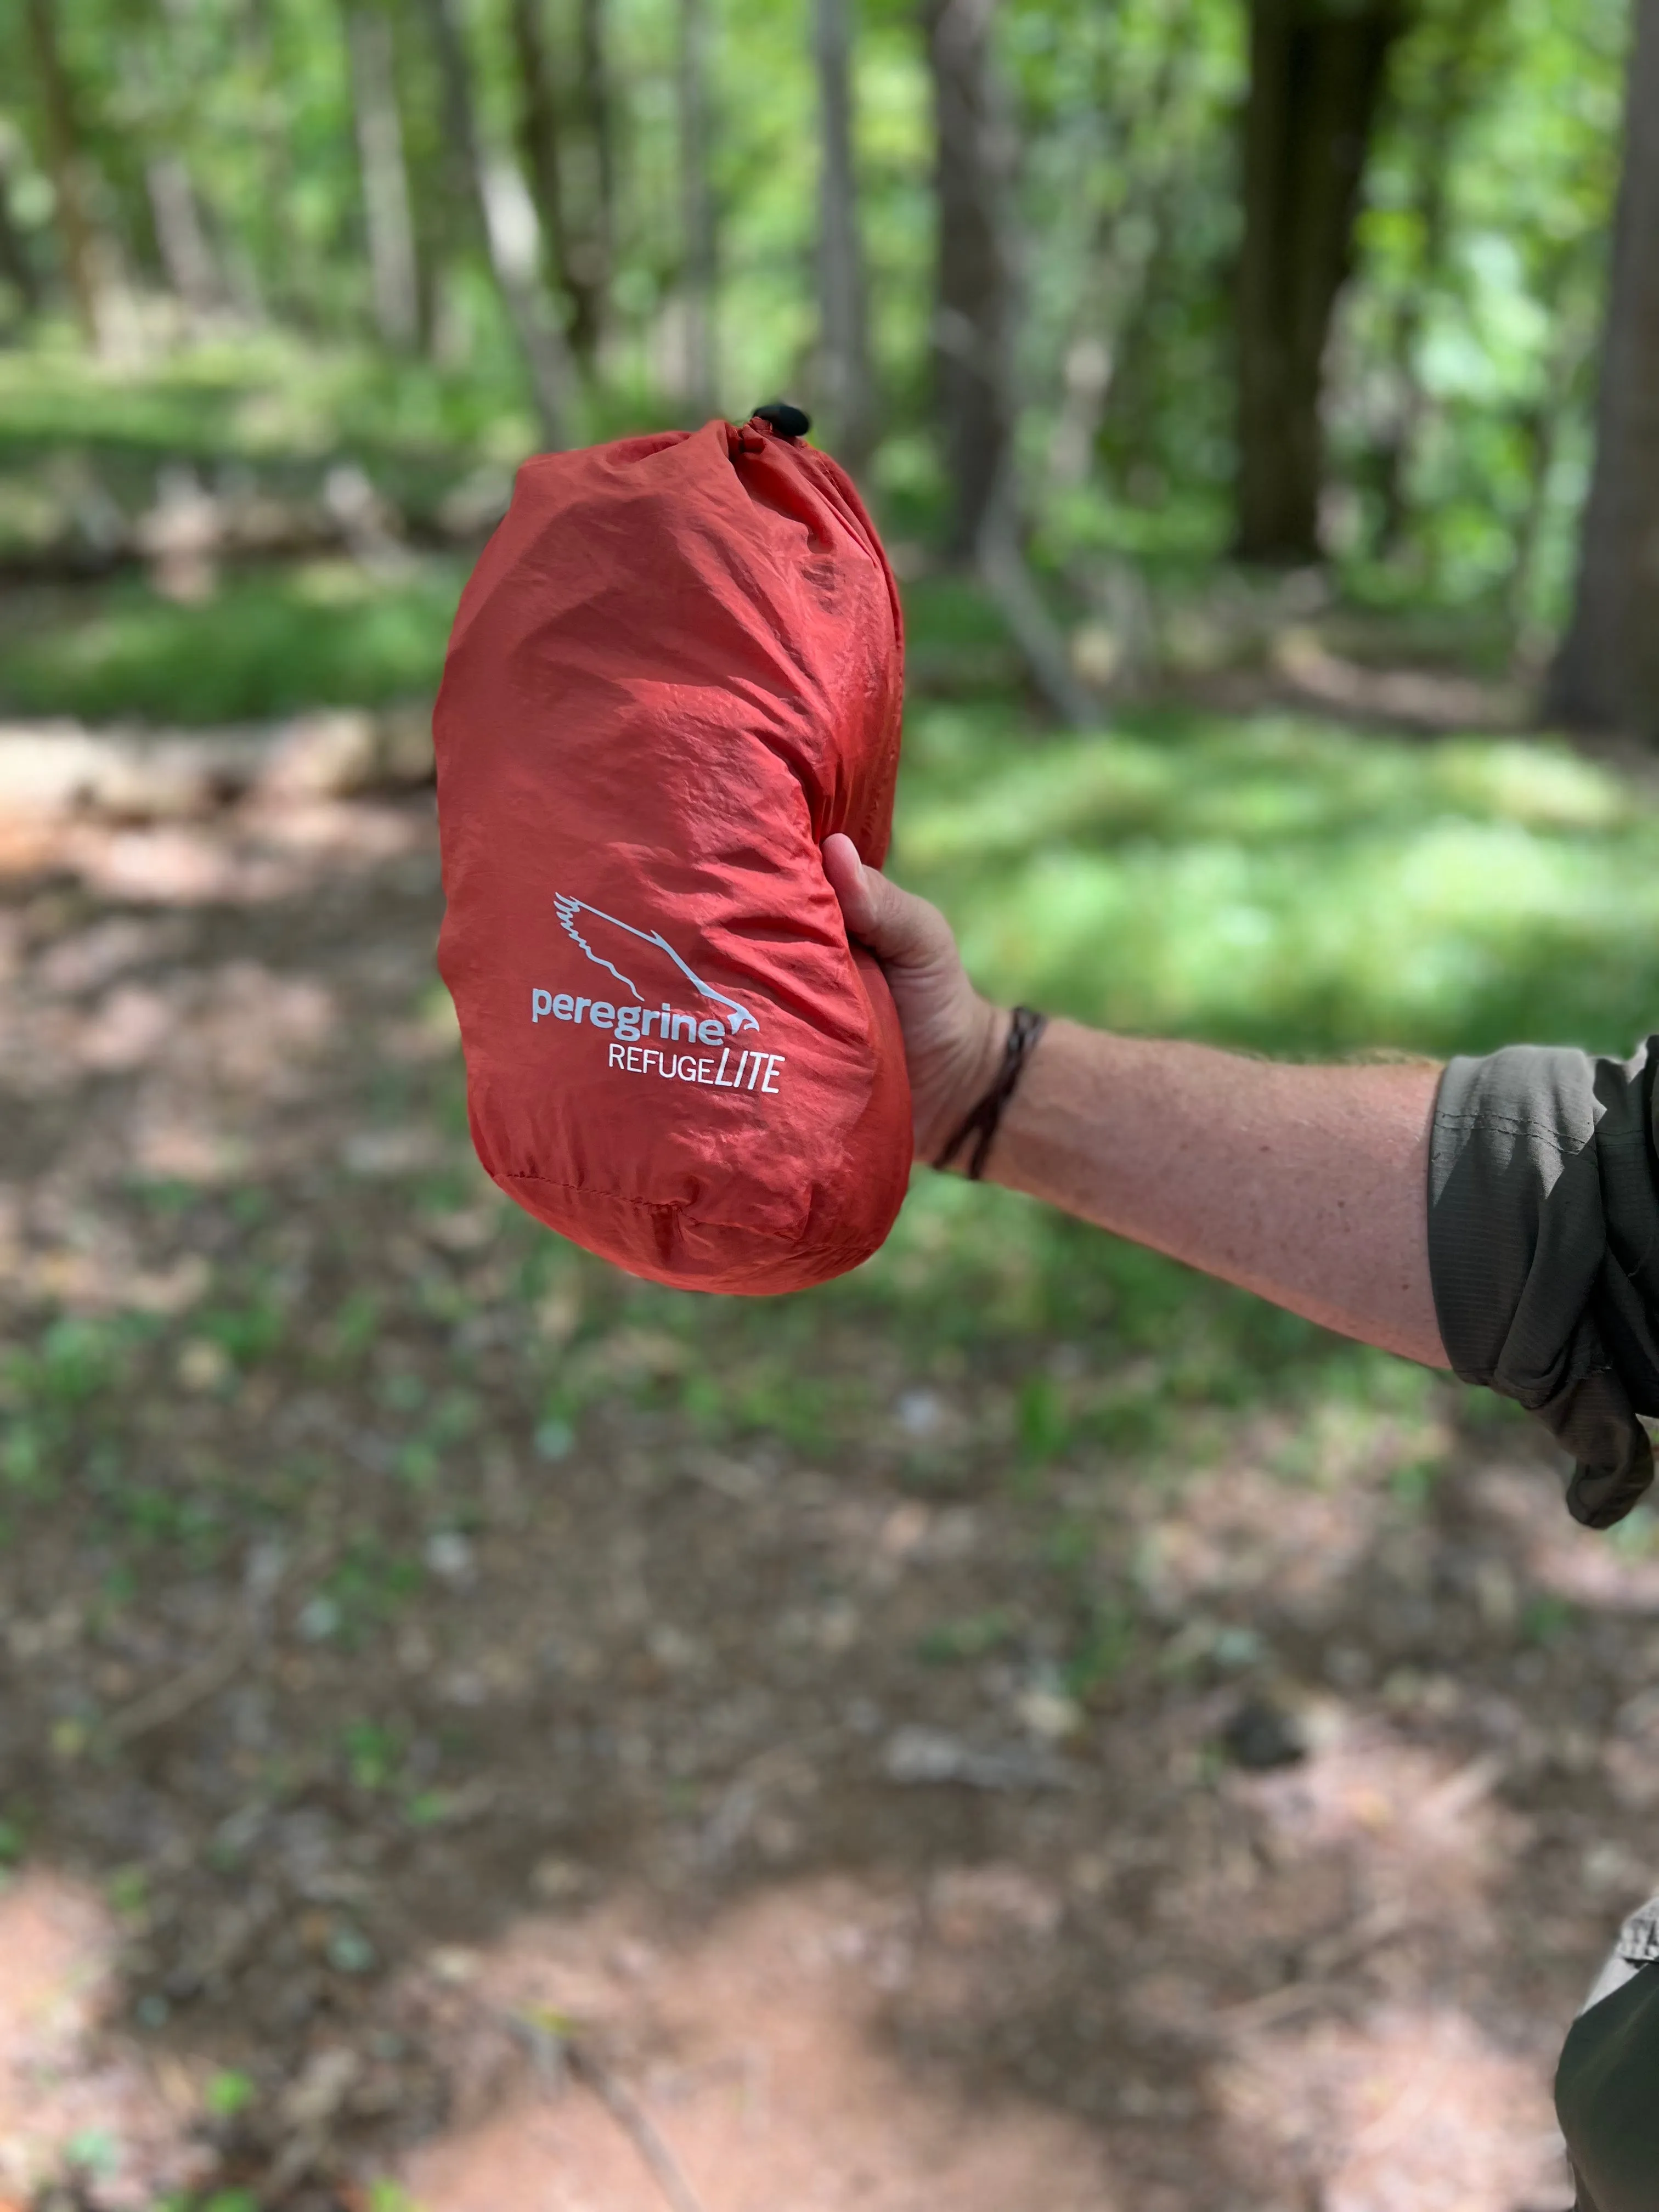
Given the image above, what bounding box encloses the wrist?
[926,1000,1012,1172]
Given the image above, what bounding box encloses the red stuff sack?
[434,413,912,1294]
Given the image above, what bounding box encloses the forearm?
[820,837,1450,1368]
[985,1019,1449,1368]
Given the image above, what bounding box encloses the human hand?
[822,832,1006,1164]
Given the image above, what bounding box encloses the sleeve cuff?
[1429,1043,1657,1528]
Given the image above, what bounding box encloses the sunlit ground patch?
[897,708,1659,1058]
[0,1869,206,2207]
[399,1881,1124,2212]
[1218,2005,1566,2212]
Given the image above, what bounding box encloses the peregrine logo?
[531,893,786,1096]
[550,894,758,1035]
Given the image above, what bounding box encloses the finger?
[823,834,950,970]
[822,832,879,937]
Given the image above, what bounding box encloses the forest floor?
[0,768,1656,2212]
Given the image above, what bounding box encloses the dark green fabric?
[1429,1041,1659,1528]
[1430,1051,1659,2196]
[1558,1963,1659,2212]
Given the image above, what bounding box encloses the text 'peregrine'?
[531,988,785,1096]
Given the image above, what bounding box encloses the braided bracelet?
[932,1006,1049,1180]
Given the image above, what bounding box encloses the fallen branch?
[509,2011,710,2212]
[104,1628,256,1746]
[0,703,434,822]
[571,2044,711,2212]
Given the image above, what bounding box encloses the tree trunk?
[814,0,876,473]
[145,155,223,319]
[677,0,718,416]
[509,0,580,367]
[245,0,313,326]
[23,0,103,342]
[0,132,45,321]
[1497,292,1596,657]
[577,0,616,341]
[1235,0,1407,564]
[507,0,568,297]
[416,0,573,444]
[977,470,1093,727]
[146,0,231,323]
[921,0,1087,724]
[1549,0,1659,738]
[1373,0,1499,554]
[923,0,1013,558]
[1504,399,1558,654]
[345,2,420,349]
[1049,37,1189,496]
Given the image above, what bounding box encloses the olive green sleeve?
[1557,1963,1659,2212]
[1428,1040,1659,1528]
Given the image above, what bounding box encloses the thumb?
[822,833,951,973]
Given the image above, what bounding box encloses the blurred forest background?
[3,1,1659,2210]
[0,0,1654,715]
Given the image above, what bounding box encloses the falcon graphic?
[554,894,760,1034]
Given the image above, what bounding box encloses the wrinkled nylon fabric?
[1429,1041,1659,1527]
[435,418,912,1293]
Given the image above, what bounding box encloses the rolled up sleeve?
[1429,1040,1659,1529]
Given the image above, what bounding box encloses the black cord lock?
[751,402,811,441]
